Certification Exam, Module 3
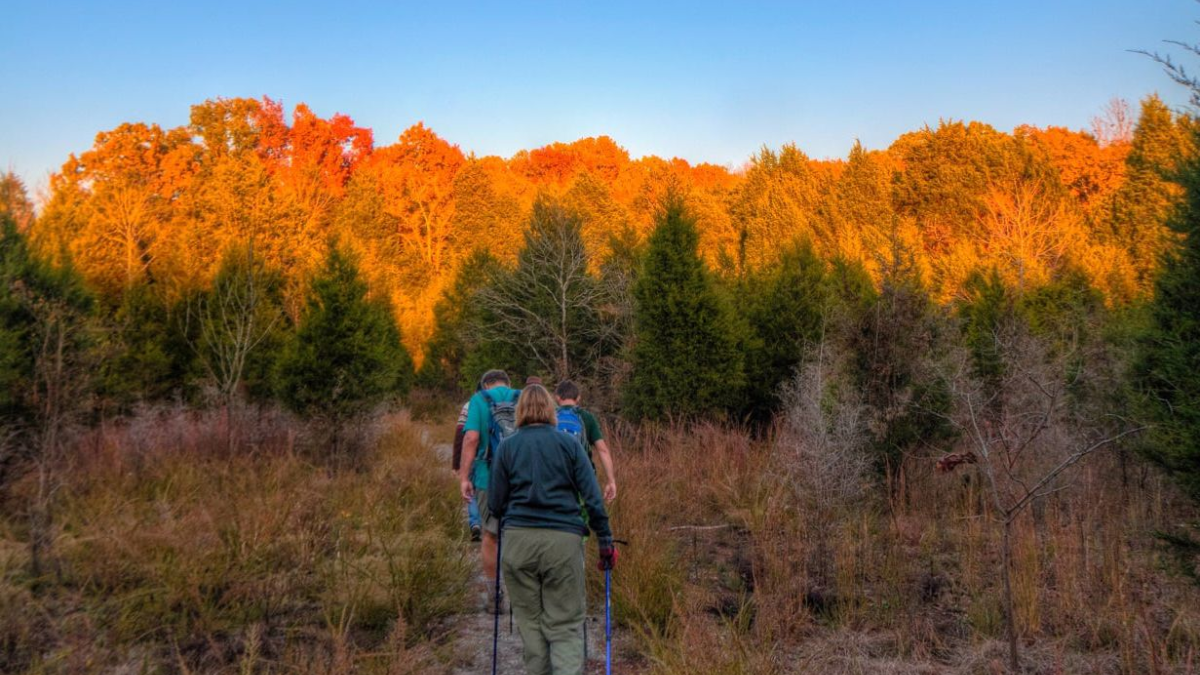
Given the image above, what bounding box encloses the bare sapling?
[473,199,619,381]
[186,243,283,451]
[20,288,92,580]
[938,324,1142,672]
[774,329,871,616]
[778,332,870,515]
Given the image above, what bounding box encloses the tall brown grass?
[600,417,1200,675]
[2,402,1198,674]
[0,405,470,674]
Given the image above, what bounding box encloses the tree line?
[6,95,1190,365]
[0,92,1197,498]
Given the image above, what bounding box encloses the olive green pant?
[500,527,586,675]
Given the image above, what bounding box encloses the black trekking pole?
[492,528,503,675]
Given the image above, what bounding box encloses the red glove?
[598,544,618,571]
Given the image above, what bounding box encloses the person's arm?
[451,423,465,472]
[594,439,617,502]
[459,430,480,500]
[584,412,616,501]
[570,439,611,545]
[459,396,486,500]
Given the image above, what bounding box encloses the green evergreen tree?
[1108,96,1193,293]
[1137,125,1200,501]
[624,199,744,420]
[840,245,954,486]
[98,283,187,408]
[958,268,1012,387]
[0,215,93,487]
[740,239,830,421]
[276,243,413,430]
[825,255,879,310]
[419,248,510,392]
[594,223,644,400]
[1016,266,1106,357]
[0,218,38,423]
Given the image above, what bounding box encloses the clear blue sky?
[0,1,1194,195]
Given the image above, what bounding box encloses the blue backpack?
[557,406,586,446]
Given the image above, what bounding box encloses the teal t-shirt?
[465,385,520,489]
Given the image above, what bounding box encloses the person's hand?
[460,477,475,502]
[598,543,619,571]
[604,481,617,502]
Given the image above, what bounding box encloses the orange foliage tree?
[28,94,1190,368]
[37,122,197,294]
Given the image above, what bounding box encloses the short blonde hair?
[517,384,557,427]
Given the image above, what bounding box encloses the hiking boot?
[470,524,482,542]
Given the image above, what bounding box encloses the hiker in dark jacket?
[489,384,616,675]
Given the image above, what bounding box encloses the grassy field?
[604,420,1200,674]
[2,406,1198,674]
[1,406,471,674]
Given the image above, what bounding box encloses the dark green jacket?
[488,424,612,545]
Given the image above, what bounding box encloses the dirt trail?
[448,601,617,675]
[425,435,635,674]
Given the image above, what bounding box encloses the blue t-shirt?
[465,385,520,489]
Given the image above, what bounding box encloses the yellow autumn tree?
[35,122,197,295]
[730,145,831,270]
[338,123,465,359]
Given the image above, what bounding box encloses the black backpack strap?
[479,389,497,461]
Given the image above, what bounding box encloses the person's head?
[516,384,557,427]
[554,380,581,404]
[479,369,510,390]
[525,375,543,386]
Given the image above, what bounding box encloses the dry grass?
[598,418,1200,675]
[0,405,470,674]
[2,403,1198,674]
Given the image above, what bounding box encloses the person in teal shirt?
[458,369,520,587]
[451,400,482,541]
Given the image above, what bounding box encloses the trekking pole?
[492,528,503,675]
[605,567,613,675]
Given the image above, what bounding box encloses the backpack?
[480,389,518,463]
[557,406,586,446]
